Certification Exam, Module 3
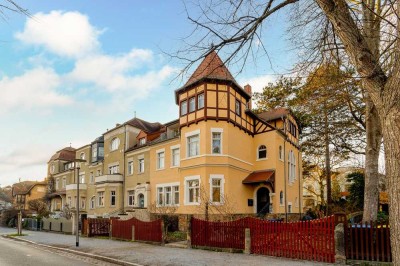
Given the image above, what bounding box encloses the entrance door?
[257,187,270,214]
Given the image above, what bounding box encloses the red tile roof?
[12,181,47,196]
[49,147,76,162]
[242,170,275,187]
[258,107,289,122]
[184,51,236,87]
[125,117,163,133]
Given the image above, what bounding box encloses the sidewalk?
[0,227,335,266]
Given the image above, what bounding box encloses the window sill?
[170,165,180,169]
[184,202,201,206]
[156,168,165,171]
[256,158,267,161]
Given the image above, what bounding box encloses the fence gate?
[112,217,162,243]
[250,216,335,263]
[87,218,110,237]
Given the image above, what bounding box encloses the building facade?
[46,51,302,219]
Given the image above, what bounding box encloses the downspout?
[298,145,302,219]
[122,125,127,214]
[283,116,288,222]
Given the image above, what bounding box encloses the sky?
[0,0,293,186]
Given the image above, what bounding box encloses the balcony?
[66,183,87,190]
[95,174,123,185]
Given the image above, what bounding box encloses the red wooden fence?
[112,217,162,243]
[191,216,335,263]
[346,221,391,262]
[251,216,335,263]
[191,217,249,250]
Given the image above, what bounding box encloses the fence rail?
[112,217,162,243]
[191,216,335,263]
[346,221,391,262]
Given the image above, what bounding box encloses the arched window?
[258,145,267,159]
[90,196,95,209]
[110,138,120,151]
[138,193,145,208]
[279,191,284,205]
[288,150,296,183]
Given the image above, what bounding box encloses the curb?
[4,236,143,266]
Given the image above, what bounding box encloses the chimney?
[244,84,252,110]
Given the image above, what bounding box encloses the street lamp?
[74,159,86,247]
[16,194,25,235]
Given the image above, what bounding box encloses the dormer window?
[180,100,187,116]
[235,99,241,115]
[139,137,146,145]
[189,97,196,113]
[110,138,120,151]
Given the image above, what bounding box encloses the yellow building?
[46,51,302,220]
[150,51,302,218]
[11,180,47,212]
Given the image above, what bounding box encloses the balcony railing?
[66,183,87,190]
[95,174,123,184]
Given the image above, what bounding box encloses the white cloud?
[240,74,276,94]
[0,68,73,114]
[67,49,154,91]
[15,11,101,58]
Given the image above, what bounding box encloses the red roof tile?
[258,108,289,122]
[185,51,236,87]
[49,147,76,162]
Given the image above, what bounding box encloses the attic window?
[110,138,120,151]
[80,152,85,160]
[139,137,146,145]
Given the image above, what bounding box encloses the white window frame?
[288,150,296,183]
[189,97,196,112]
[156,149,165,170]
[62,177,66,188]
[184,176,200,206]
[180,100,187,116]
[110,191,116,206]
[108,164,120,174]
[127,161,134,175]
[185,129,200,158]
[97,169,102,176]
[139,137,146,145]
[170,145,180,167]
[257,145,267,160]
[235,99,241,115]
[279,191,284,206]
[211,128,223,155]
[90,196,95,209]
[110,137,120,151]
[128,190,135,206]
[138,157,145,173]
[97,191,104,207]
[80,152,85,160]
[79,172,85,184]
[156,182,180,207]
[209,174,224,205]
[197,93,204,109]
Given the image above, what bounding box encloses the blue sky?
[0,1,293,186]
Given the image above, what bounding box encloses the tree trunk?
[324,108,332,207]
[380,105,400,264]
[363,96,382,222]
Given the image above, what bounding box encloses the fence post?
[132,225,135,241]
[335,223,346,264]
[161,219,165,245]
[186,214,192,249]
[244,228,251,254]
[109,219,113,239]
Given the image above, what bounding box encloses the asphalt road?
[0,236,114,266]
